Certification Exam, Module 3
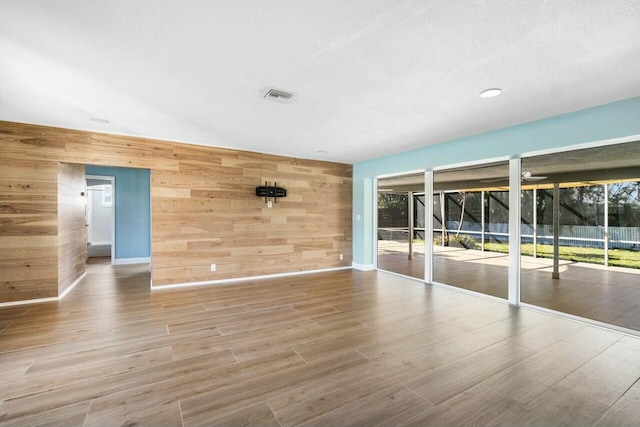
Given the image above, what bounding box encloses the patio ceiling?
[378,140,640,192]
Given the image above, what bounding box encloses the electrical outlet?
[356,214,361,221]
[267,200,273,208]
[210,263,216,272]
[339,254,344,260]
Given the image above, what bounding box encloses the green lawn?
[483,242,639,269]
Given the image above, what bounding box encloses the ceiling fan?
[521,171,547,181]
[480,171,548,183]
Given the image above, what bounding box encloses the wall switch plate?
[339,254,344,260]
[267,201,273,208]
[210,264,216,272]
[356,214,361,221]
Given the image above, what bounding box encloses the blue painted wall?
[352,97,640,266]
[85,165,151,260]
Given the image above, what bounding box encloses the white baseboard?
[114,257,151,265]
[59,271,87,300]
[0,271,87,307]
[352,262,375,271]
[151,266,353,291]
[0,296,58,307]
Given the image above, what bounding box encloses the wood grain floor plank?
[563,325,624,352]
[0,347,244,423]
[401,384,522,427]
[1,264,638,427]
[231,319,365,363]
[293,303,498,364]
[83,399,183,427]
[33,411,88,427]
[270,361,419,427]
[557,341,640,406]
[2,347,174,400]
[167,305,304,335]
[355,319,472,362]
[593,379,640,427]
[268,346,440,425]
[170,332,227,361]
[218,305,308,335]
[493,386,609,427]
[0,325,219,368]
[296,384,430,427]
[404,340,535,404]
[454,304,515,328]
[200,293,272,311]
[180,351,368,424]
[0,306,29,323]
[0,360,32,382]
[619,334,640,348]
[506,317,585,351]
[417,314,548,365]
[0,401,90,427]
[183,402,281,427]
[84,349,303,420]
[481,340,600,404]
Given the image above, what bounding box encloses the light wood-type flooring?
[378,248,640,332]
[1,263,640,426]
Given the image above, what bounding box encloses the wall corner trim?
[150,266,353,291]
[352,262,375,271]
[0,271,87,307]
[59,271,87,300]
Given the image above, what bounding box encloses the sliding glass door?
[520,141,640,331]
[432,161,509,299]
[377,173,425,280]
[373,141,640,332]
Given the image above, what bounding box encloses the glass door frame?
[374,169,426,276]
[373,134,640,324]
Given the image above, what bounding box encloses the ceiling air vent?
[263,87,294,104]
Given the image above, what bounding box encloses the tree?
[378,193,408,227]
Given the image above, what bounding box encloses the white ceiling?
[1,1,639,164]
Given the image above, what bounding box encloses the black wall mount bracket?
[256,181,286,205]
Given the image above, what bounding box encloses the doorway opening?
[86,175,115,265]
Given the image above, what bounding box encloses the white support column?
[440,192,446,246]
[425,171,434,283]
[370,178,377,269]
[508,158,521,306]
[481,190,485,252]
[408,191,414,260]
[604,184,609,267]
[533,188,538,258]
[552,183,560,279]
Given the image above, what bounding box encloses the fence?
[442,222,639,250]
[381,216,639,251]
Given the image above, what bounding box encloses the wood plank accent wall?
[57,163,86,295]
[0,121,352,302]
[0,155,58,302]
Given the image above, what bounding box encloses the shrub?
[449,235,478,249]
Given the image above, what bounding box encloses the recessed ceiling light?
[480,88,502,99]
[89,117,109,123]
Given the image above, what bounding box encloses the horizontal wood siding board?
[0,120,352,301]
